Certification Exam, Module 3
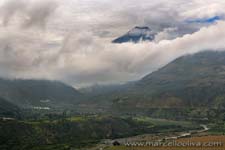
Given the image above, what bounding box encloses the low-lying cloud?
[53,21,225,86]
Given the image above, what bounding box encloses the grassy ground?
[133,116,197,127]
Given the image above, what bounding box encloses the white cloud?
[0,0,58,28]
[154,27,178,42]
[52,21,225,86]
[181,1,225,19]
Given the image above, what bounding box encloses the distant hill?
[112,26,155,43]
[81,51,225,113]
[0,79,82,108]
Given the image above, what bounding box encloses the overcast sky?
[0,0,225,87]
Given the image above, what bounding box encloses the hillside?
[0,97,21,118]
[0,79,82,109]
[133,51,225,108]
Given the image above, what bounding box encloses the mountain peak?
[134,26,150,30]
[112,26,155,43]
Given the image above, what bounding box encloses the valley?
[1,51,225,150]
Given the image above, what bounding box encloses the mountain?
[0,97,21,118]
[112,26,155,43]
[128,51,225,108]
[0,79,82,108]
[81,51,225,114]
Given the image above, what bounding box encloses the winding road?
[164,124,209,141]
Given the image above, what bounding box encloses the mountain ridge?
[0,78,83,109]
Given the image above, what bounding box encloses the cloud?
[0,0,225,87]
[0,0,26,26]
[154,27,179,42]
[51,21,225,87]
[0,0,58,28]
[181,2,225,19]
